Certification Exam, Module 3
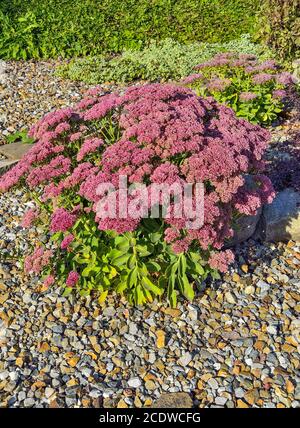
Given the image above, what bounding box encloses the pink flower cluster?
[188,53,294,103]
[66,271,80,287]
[206,78,231,92]
[50,208,77,232]
[0,82,276,272]
[181,73,204,85]
[239,92,258,102]
[21,207,39,228]
[60,233,74,250]
[24,247,52,274]
[77,138,103,161]
[252,73,274,84]
[208,250,235,273]
[43,274,55,288]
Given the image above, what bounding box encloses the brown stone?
[156,329,165,349]
[0,293,9,305]
[237,399,249,408]
[164,308,182,317]
[0,142,33,160]
[244,389,259,405]
[286,379,295,394]
[152,392,193,408]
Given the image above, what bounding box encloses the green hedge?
[0,0,260,59]
[256,0,300,64]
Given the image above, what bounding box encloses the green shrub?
[181,52,294,125]
[256,0,300,64]
[57,36,271,85]
[0,0,260,60]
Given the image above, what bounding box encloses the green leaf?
[127,267,138,287]
[180,275,194,301]
[169,290,177,308]
[141,277,162,296]
[145,261,161,272]
[62,287,73,297]
[127,254,136,269]
[111,254,130,267]
[98,290,108,303]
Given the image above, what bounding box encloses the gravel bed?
[0,188,299,408]
[0,60,91,144]
[0,61,299,408]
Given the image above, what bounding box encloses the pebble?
[128,378,142,388]
[24,398,35,408]
[207,378,219,390]
[0,61,91,145]
[215,396,227,406]
[178,352,192,367]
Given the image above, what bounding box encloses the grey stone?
[127,377,142,388]
[256,279,269,293]
[18,391,26,401]
[235,387,245,398]
[178,352,192,367]
[45,387,55,399]
[227,209,262,247]
[23,398,35,407]
[81,367,92,378]
[0,60,7,85]
[261,188,300,242]
[0,142,34,161]
[102,307,116,317]
[22,294,32,304]
[0,370,9,380]
[215,396,227,406]
[267,325,277,335]
[152,392,193,408]
[207,378,218,389]
[52,325,64,334]
[0,159,19,176]
[128,322,138,335]
[9,371,19,382]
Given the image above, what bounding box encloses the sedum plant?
[0,84,274,306]
[181,52,295,125]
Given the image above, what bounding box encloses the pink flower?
[77,138,103,161]
[239,92,258,102]
[181,73,203,85]
[275,72,295,85]
[24,247,52,274]
[164,227,180,243]
[55,122,71,134]
[43,275,55,288]
[21,208,39,228]
[66,271,80,287]
[50,208,77,232]
[206,78,231,92]
[60,234,74,250]
[171,238,190,254]
[26,155,71,188]
[70,132,83,142]
[252,73,274,84]
[272,89,287,99]
[208,250,234,273]
[0,82,273,259]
